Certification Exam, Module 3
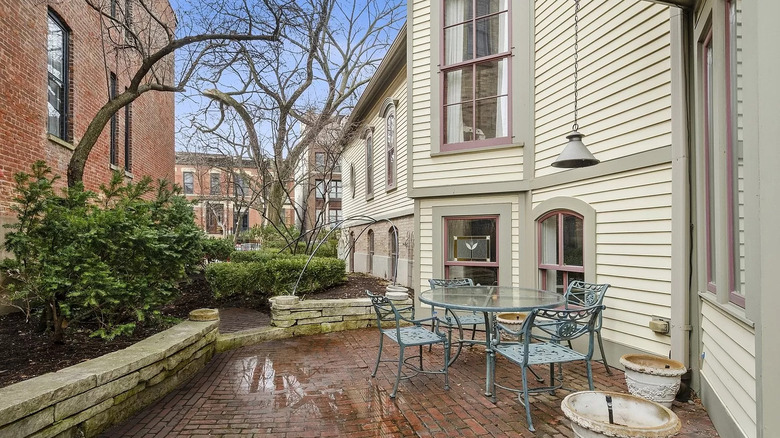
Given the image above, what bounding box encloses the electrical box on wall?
[649,316,670,335]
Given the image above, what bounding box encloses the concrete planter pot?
[271,295,300,306]
[496,312,527,332]
[619,354,686,408]
[385,285,409,300]
[561,391,681,438]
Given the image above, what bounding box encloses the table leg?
[483,311,495,398]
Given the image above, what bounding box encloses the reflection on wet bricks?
[101,328,719,437]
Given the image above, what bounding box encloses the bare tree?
[66,0,285,187]
[183,0,404,236]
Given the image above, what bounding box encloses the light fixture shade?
[551,130,600,168]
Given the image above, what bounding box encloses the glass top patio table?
[418,286,564,397]
[418,286,564,313]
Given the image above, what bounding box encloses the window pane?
[562,214,583,266]
[728,0,745,302]
[183,172,194,194]
[475,12,508,58]
[47,78,64,138]
[444,0,472,26]
[475,59,508,98]
[210,174,220,195]
[447,218,496,262]
[47,14,66,138]
[475,0,508,17]
[475,97,508,139]
[444,23,473,64]
[366,135,373,195]
[47,18,64,80]
[445,67,473,104]
[315,179,325,199]
[448,266,498,286]
[540,215,558,265]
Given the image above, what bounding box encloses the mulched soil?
[0,271,399,388]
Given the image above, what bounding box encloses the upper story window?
[183,172,194,194]
[47,11,69,141]
[234,174,247,197]
[365,129,374,199]
[315,152,326,170]
[315,180,342,200]
[210,173,221,195]
[109,72,118,166]
[538,211,584,295]
[384,104,397,190]
[442,0,510,151]
[124,98,132,171]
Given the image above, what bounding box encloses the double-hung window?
[47,11,69,140]
[210,173,221,195]
[442,0,510,151]
[183,172,194,194]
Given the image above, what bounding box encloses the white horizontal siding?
[342,70,412,220]
[700,300,756,438]
[533,165,673,355]
[535,0,672,175]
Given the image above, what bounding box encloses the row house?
[342,0,780,435]
[175,152,266,237]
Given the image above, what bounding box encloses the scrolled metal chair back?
[428,278,474,289]
[524,305,604,343]
[564,281,609,308]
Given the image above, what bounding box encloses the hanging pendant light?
[552,0,599,169]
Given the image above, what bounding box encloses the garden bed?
[0,272,397,388]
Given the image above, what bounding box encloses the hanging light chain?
[573,0,580,131]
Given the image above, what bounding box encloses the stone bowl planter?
[620,354,687,408]
[561,391,681,438]
[496,312,527,332]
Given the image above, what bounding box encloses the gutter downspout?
[670,8,692,367]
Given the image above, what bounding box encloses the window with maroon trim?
[444,216,498,286]
[537,211,584,295]
[726,0,745,306]
[703,29,717,294]
[385,105,397,190]
[441,0,510,151]
[365,129,374,199]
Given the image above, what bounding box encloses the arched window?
[537,210,584,294]
[384,104,397,190]
[367,229,375,274]
[364,129,374,198]
[388,226,399,282]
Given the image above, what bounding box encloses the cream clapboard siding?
[409,0,523,189]
[533,165,673,355]
[418,194,521,292]
[535,0,671,175]
[342,70,412,220]
[700,300,756,437]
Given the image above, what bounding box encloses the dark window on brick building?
[124,99,132,171]
[183,172,194,194]
[210,173,221,195]
[110,72,118,166]
[47,11,69,140]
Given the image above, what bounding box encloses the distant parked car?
[235,242,262,251]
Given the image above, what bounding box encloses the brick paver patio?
[101,328,718,437]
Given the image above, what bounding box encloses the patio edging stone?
[0,319,219,438]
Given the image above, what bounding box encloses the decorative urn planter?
[496,312,527,332]
[620,354,686,408]
[386,284,409,300]
[561,391,681,438]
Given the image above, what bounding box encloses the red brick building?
[175,152,267,237]
[0,0,176,247]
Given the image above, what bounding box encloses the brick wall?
[0,0,175,227]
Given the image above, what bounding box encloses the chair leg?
[372,334,384,377]
[391,347,404,398]
[443,339,450,390]
[418,345,423,370]
[586,359,594,390]
[597,331,612,374]
[521,366,535,432]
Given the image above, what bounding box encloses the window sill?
[366,194,374,202]
[386,185,397,194]
[109,163,120,171]
[698,291,755,328]
[432,141,523,157]
[47,134,75,151]
[124,170,134,179]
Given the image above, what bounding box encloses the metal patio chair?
[367,290,450,398]
[490,305,605,432]
[428,278,486,353]
[562,281,611,374]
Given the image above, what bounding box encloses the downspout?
[669,8,692,367]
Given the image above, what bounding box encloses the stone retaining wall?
[269,296,412,336]
[0,319,219,438]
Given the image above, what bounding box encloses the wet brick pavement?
[101,328,719,437]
